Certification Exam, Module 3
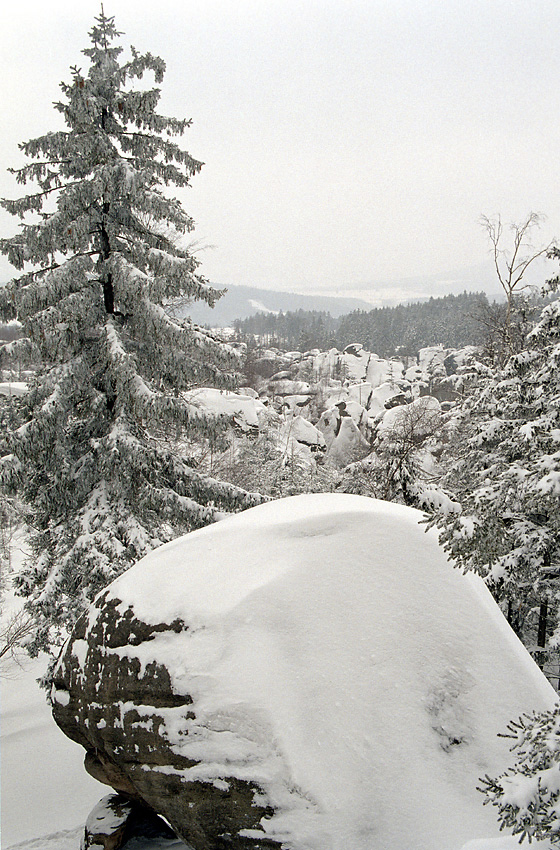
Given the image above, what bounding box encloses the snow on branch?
[479,707,560,845]
[15,257,95,317]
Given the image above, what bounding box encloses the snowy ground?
[2,499,556,850]
[0,383,28,398]
[1,653,104,847]
[1,530,103,848]
[5,829,190,850]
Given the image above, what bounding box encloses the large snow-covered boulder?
[52,495,555,850]
[312,348,339,380]
[368,380,408,416]
[280,414,326,453]
[267,379,313,398]
[418,344,448,376]
[182,388,267,432]
[365,354,404,387]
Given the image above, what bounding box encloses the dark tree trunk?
[103,273,115,315]
[535,599,548,672]
[100,202,115,315]
[537,599,548,649]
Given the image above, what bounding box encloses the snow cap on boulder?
[52,494,556,850]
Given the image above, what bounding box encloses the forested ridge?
[234,291,501,354]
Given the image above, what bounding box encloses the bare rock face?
[51,592,277,850]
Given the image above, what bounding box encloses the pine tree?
[0,10,263,654]
[479,706,560,844]
[426,297,560,656]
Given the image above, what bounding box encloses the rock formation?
[51,594,275,850]
[81,793,179,850]
[51,494,556,850]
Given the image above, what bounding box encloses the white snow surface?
[1,532,102,848]
[4,831,190,850]
[86,493,557,850]
[1,655,104,848]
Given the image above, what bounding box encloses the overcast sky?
[1,0,559,304]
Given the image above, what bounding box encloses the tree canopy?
[0,10,262,655]
[427,296,560,651]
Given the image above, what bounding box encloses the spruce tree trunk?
[103,273,115,315]
[536,599,548,671]
[537,599,548,648]
[100,205,114,315]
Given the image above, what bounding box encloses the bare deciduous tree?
[480,213,554,365]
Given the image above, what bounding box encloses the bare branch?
[479,213,556,365]
[0,609,35,675]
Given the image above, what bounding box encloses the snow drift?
[52,494,556,850]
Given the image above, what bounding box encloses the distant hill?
[310,258,557,308]
[175,285,374,326]
[176,255,559,327]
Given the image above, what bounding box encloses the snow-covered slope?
[61,493,556,850]
[1,655,104,847]
[1,530,103,848]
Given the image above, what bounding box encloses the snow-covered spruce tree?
[0,10,263,655]
[425,297,560,655]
